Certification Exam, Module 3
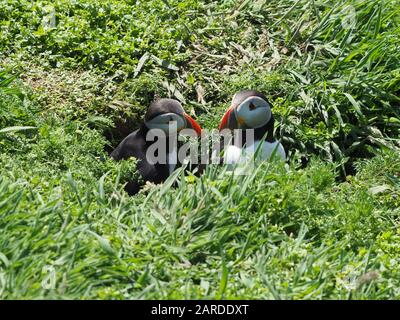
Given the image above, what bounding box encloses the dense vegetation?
[0,0,399,299]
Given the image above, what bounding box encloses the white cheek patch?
[235,96,272,129]
[145,113,185,135]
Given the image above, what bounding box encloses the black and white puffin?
[218,90,286,165]
[111,98,202,195]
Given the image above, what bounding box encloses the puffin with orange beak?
[218,90,286,166]
[111,98,202,195]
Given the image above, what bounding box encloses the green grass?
[0,0,400,299]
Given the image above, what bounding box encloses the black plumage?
[111,98,201,195]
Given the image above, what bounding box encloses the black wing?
[110,130,169,195]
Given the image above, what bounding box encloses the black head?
[144,98,185,122]
[143,98,202,136]
[219,90,275,142]
[231,90,271,107]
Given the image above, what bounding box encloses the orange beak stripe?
[218,107,234,131]
[184,112,202,136]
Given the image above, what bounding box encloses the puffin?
[111,98,202,195]
[218,90,286,167]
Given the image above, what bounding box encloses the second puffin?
[218,90,286,166]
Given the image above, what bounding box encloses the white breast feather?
[224,140,286,170]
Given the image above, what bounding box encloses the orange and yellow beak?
[219,107,232,131]
[219,106,241,130]
[184,112,202,136]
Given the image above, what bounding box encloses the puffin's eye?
[249,103,256,111]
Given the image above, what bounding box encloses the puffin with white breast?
[111,98,202,195]
[218,90,286,166]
